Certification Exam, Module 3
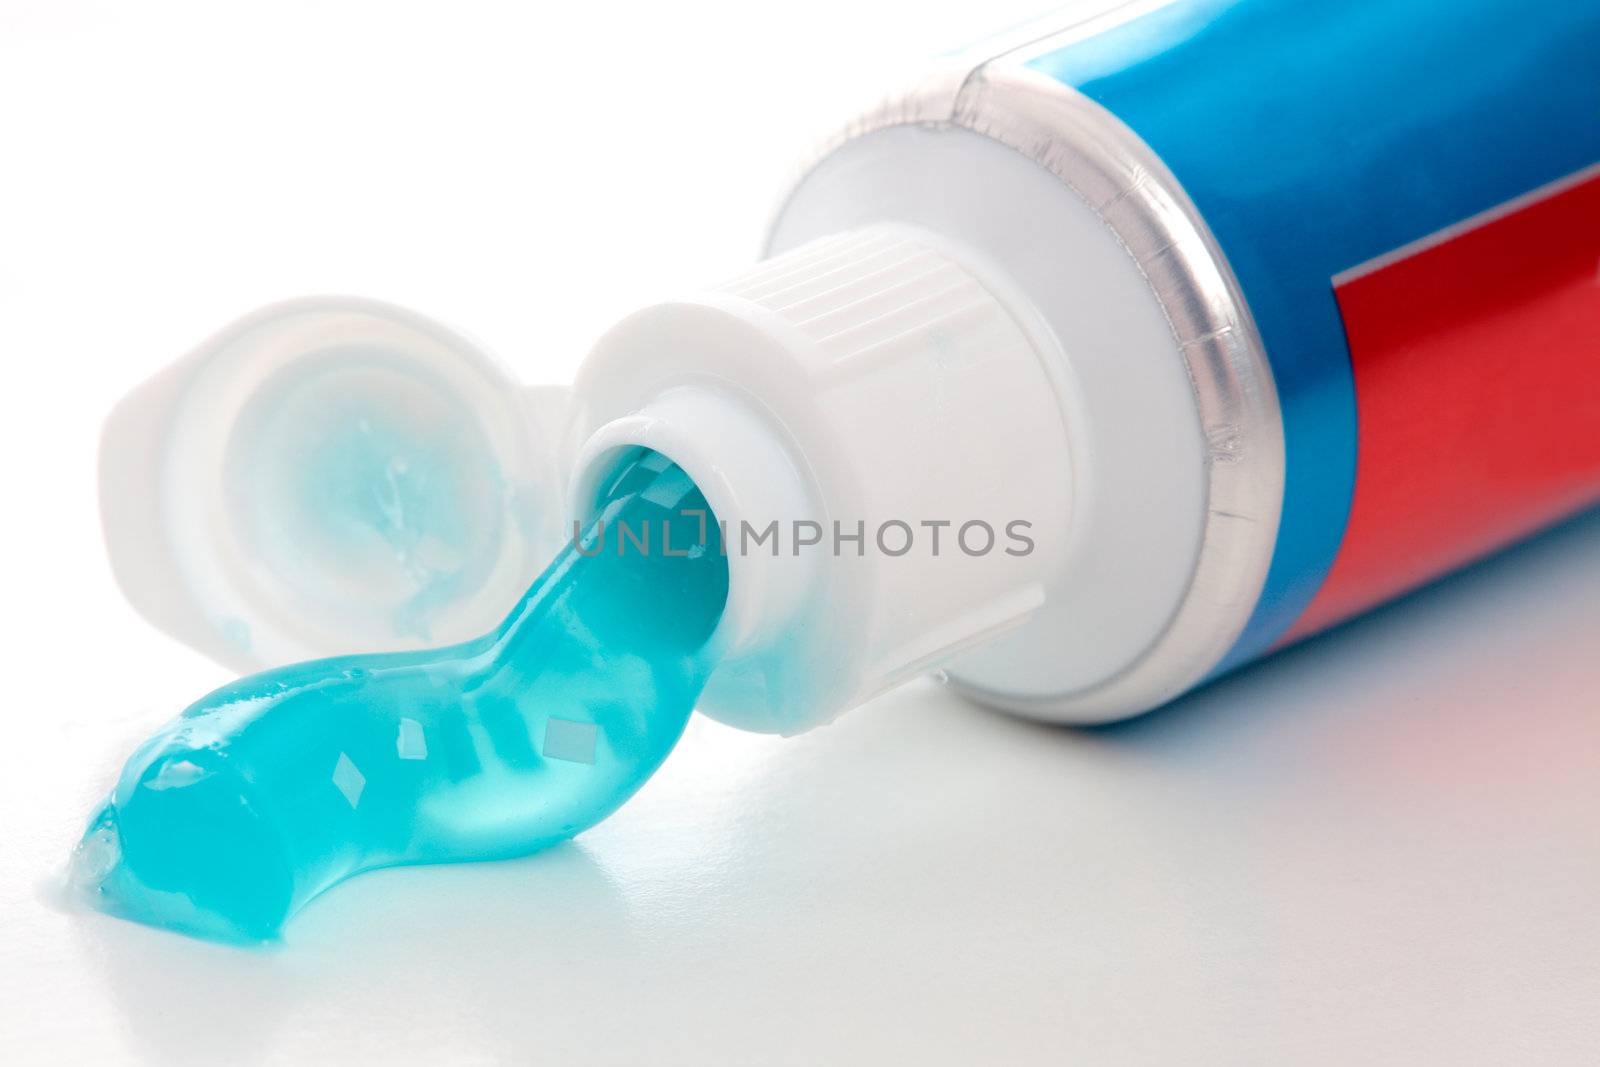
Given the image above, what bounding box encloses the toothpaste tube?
[101,0,1600,731]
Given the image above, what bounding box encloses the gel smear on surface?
[72,450,728,943]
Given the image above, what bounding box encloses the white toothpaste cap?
[99,295,573,672]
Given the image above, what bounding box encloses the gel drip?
[71,449,728,943]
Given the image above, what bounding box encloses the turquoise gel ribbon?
[72,449,727,943]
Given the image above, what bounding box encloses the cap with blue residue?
[100,296,574,673]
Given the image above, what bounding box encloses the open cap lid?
[101,296,573,672]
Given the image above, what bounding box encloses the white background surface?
[2,2,1597,1063]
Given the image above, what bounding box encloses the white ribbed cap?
[569,223,1076,733]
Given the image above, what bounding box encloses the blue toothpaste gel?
[72,449,727,943]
